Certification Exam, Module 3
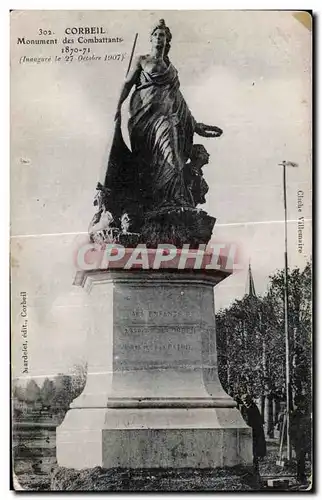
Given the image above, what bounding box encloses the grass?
[13,437,312,491]
[50,465,256,491]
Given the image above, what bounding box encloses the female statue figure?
[97,19,222,245]
[112,19,222,210]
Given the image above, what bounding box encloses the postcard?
[11,10,312,491]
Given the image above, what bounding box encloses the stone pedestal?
[56,268,252,469]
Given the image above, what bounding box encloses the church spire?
[247,262,256,297]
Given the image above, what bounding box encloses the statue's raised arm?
[114,56,142,123]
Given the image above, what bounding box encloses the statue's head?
[150,19,172,57]
[190,144,210,167]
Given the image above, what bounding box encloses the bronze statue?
[92,19,223,247]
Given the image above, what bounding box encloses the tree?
[52,374,72,411]
[216,261,312,426]
[51,362,87,414]
[24,379,41,404]
[40,378,56,407]
[268,261,312,403]
[216,294,272,399]
[12,381,27,420]
[12,381,26,401]
[69,362,88,400]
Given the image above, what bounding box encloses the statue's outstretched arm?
[179,92,223,139]
[115,56,141,121]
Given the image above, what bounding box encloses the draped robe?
[129,62,195,207]
[104,61,195,221]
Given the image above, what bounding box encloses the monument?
[57,19,252,471]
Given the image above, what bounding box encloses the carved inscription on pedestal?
[112,284,211,370]
[113,324,203,370]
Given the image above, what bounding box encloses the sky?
[10,10,312,380]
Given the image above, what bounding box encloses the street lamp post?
[278,160,298,463]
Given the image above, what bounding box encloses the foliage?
[69,362,88,400]
[24,380,41,403]
[216,262,312,404]
[40,379,56,407]
[268,261,312,401]
[12,361,88,419]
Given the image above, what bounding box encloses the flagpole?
[126,33,138,76]
[279,160,298,463]
[282,161,291,463]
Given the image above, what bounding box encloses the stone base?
[57,267,252,470]
[57,407,252,469]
